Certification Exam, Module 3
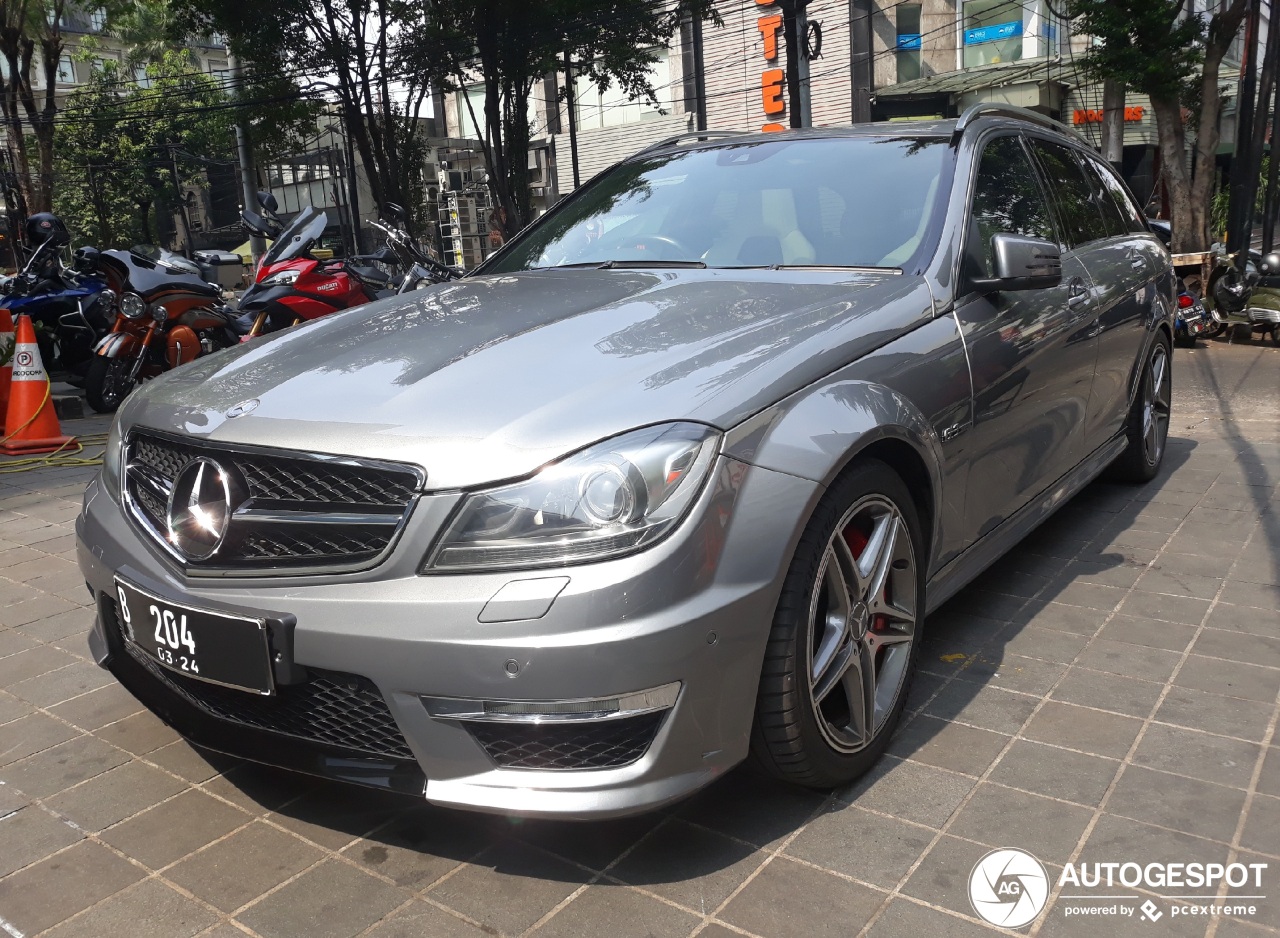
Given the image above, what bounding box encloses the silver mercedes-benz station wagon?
[76,105,1174,819]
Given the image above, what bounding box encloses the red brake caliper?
[842,524,889,633]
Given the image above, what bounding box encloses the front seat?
[737,235,783,267]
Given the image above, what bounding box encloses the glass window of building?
[56,54,76,84]
[575,51,669,131]
[962,0,1024,68]
[896,5,923,83]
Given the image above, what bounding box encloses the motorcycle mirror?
[384,202,406,222]
[257,191,279,213]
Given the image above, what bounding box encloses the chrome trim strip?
[420,682,681,725]
[231,507,403,526]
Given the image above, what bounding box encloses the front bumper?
[76,456,819,818]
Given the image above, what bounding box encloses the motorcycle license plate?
[114,578,274,695]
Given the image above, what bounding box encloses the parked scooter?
[236,192,456,339]
[1204,249,1280,343]
[0,213,112,379]
[82,245,244,412]
[1174,278,1212,348]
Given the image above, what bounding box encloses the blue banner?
[896,33,922,50]
[964,20,1023,45]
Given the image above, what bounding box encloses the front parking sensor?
[478,577,570,623]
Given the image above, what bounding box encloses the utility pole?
[1228,0,1261,264]
[563,52,581,189]
[1101,79,1124,171]
[229,53,265,264]
[1264,73,1280,252]
[691,14,707,132]
[850,0,873,123]
[779,0,810,128]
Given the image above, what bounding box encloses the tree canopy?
[1069,0,1249,252]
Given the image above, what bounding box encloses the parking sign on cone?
[2,313,74,455]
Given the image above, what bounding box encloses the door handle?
[1129,258,1145,270]
[1067,280,1089,307]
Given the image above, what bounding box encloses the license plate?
[114,578,275,695]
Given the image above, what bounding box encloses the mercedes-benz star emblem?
[225,398,260,419]
[166,458,237,561]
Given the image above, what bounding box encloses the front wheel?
[751,459,924,788]
[84,355,136,413]
[1109,334,1172,482]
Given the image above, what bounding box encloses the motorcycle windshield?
[260,207,328,267]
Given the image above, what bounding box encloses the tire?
[1109,333,1172,483]
[84,356,135,414]
[750,459,925,788]
[1269,324,1280,346]
[1173,328,1197,349]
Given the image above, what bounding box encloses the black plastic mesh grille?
[467,713,664,770]
[126,431,418,570]
[111,601,414,760]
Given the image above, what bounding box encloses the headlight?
[426,422,720,572]
[262,269,300,286]
[101,417,124,500]
[119,292,146,319]
[151,304,169,322]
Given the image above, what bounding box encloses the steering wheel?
[621,234,691,261]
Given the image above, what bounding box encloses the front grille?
[111,601,414,761]
[467,713,665,770]
[124,430,420,574]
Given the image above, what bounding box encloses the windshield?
[488,136,951,273]
[261,206,328,267]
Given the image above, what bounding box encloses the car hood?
[125,268,933,489]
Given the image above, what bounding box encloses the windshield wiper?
[545,259,707,270]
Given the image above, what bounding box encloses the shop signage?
[964,21,1022,45]
[896,33,922,50]
[757,0,785,132]
[1073,106,1146,125]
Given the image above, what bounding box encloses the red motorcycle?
[238,193,453,339]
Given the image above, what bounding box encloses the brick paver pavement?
[0,338,1277,938]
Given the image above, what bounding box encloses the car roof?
[631,106,1085,162]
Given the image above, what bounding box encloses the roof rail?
[951,103,1077,143]
[633,129,749,158]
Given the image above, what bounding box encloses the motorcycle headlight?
[101,417,124,501]
[151,304,169,322]
[425,423,720,572]
[119,292,146,319]
[262,269,300,286]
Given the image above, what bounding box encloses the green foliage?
[1070,1,1206,106]
[53,52,235,248]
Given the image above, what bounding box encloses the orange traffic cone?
[0,309,13,420]
[1,314,74,455]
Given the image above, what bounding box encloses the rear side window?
[1029,140,1108,247]
[1079,157,1130,238]
[968,135,1057,279]
[1085,156,1151,234]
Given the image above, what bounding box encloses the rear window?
[1084,155,1152,235]
[488,136,953,272]
[1028,140,1108,247]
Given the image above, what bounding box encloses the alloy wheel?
[806,495,917,754]
[1142,343,1171,467]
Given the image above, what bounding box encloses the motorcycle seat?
[348,265,392,287]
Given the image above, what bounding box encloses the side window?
[1029,140,1107,247]
[1079,155,1129,238]
[1086,156,1150,234]
[968,136,1057,279]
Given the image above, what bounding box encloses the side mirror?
[971,233,1062,292]
[257,191,279,213]
[384,202,406,222]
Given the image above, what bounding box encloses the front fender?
[94,332,140,359]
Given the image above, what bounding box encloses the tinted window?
[1080,160,1129,237]
[968,136,1057,279]
[1029,140,1107,247]
[487,136,951,272]
[1086,156,1151,234]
